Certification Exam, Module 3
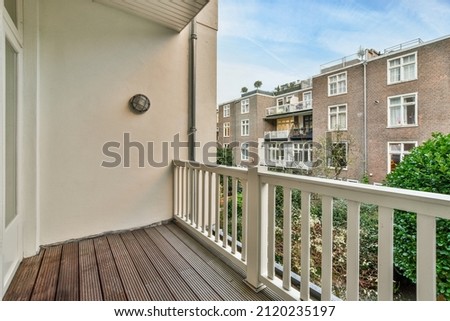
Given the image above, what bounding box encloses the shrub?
[385,132,450,300]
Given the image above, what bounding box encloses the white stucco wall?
[34,0,217,245]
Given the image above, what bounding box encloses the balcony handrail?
[173,160,450,301]
[265,101,312,116]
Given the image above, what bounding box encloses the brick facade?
[218,35,450,182]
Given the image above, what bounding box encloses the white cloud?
[217,0,450,104]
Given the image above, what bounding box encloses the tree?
[311,129,354,180]
[254,80,262,89]
[241,86,248,93]
[385,132,450,300]
[216,146,233,166]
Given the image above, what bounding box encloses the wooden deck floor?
[3,223,277,301]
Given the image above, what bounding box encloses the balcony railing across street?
[266,101,312,116]
[264,130,290,140]
[173,160,450,301]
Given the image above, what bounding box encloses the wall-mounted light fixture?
[129,94,151,113]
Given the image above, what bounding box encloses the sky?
[217,0,450,103]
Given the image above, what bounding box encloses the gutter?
[188,19,197,161]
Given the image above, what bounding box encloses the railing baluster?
[241,179,248,262]
[267,184,276,280]
[181,166,186,220]
[346,200,361,301]
[231,177,238,254]
[195,169,204,231]
[202,170,207,233]
[173,166,178,216]
[378,206,394,300]
[300,191,311,301]
[187,167,192,223]
[223,176,229,248]
[321,195,333,300]
[208,171,214,237]
[283,187,292,290]
[417,213,436,301]
[215,174,221,243]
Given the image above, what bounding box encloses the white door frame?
[1,0,24,298]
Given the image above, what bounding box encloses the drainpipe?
[363,59,368,175]
[188,19,197,162]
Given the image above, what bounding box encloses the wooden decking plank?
[120,232,175,301]
[167,223,272,300]
[93,236,127,301]
[132,229,199,301]
[79,239,103,301]
[145,228,222,301]
[3,250,44,301]
[106,234,151,301]
[56,242,79,301]
[31,245,62,301]
[154,225,250,301]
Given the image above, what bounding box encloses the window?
[277,98,284,106]
[388,53,417,84]
[388,142,417,173]
[241,143,249,161]
[328,72,347,96]
[241,119,249,136]
[223,122,230,137]
[268,143,285,164]
[303,91,312,109]
[223,104,230,117]
[4,0,18,27]
[293,143,312,164]
[388,93,417,127]
[328,105,347,131]
[241,99,249,114]
[327,142,348,168]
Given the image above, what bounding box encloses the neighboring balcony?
[290,127,313,140]
[264,130,290,140]
[265,101,312,117]
[264,128,313,141]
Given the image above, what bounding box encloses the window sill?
[387,125,418,129]
[327,92,347,97]
[387,78,417,86]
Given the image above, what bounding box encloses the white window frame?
[293,143,312,164]
[223,122,230,137]
[303,91,312,109]
[387,141,417,173]
[387,52,417,85]
[387,93,418,127]
[223,104,230,118]
[328,71,347,96]
[241,99,249,114]
[241,119,249,136]
[241,143,249,161]
[328,104,347,131]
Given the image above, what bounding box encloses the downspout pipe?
[363,58,368,175]
[188,19,197,162]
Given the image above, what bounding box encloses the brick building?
[218,35,450,183]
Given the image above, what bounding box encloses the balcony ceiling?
[94,0,209,32]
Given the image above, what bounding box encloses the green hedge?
[385,133,450,300]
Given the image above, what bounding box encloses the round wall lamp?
[129,94,151,113]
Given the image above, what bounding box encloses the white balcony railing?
[173,160,450,301]
[264,130,290,140]
[266,101,312,117]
